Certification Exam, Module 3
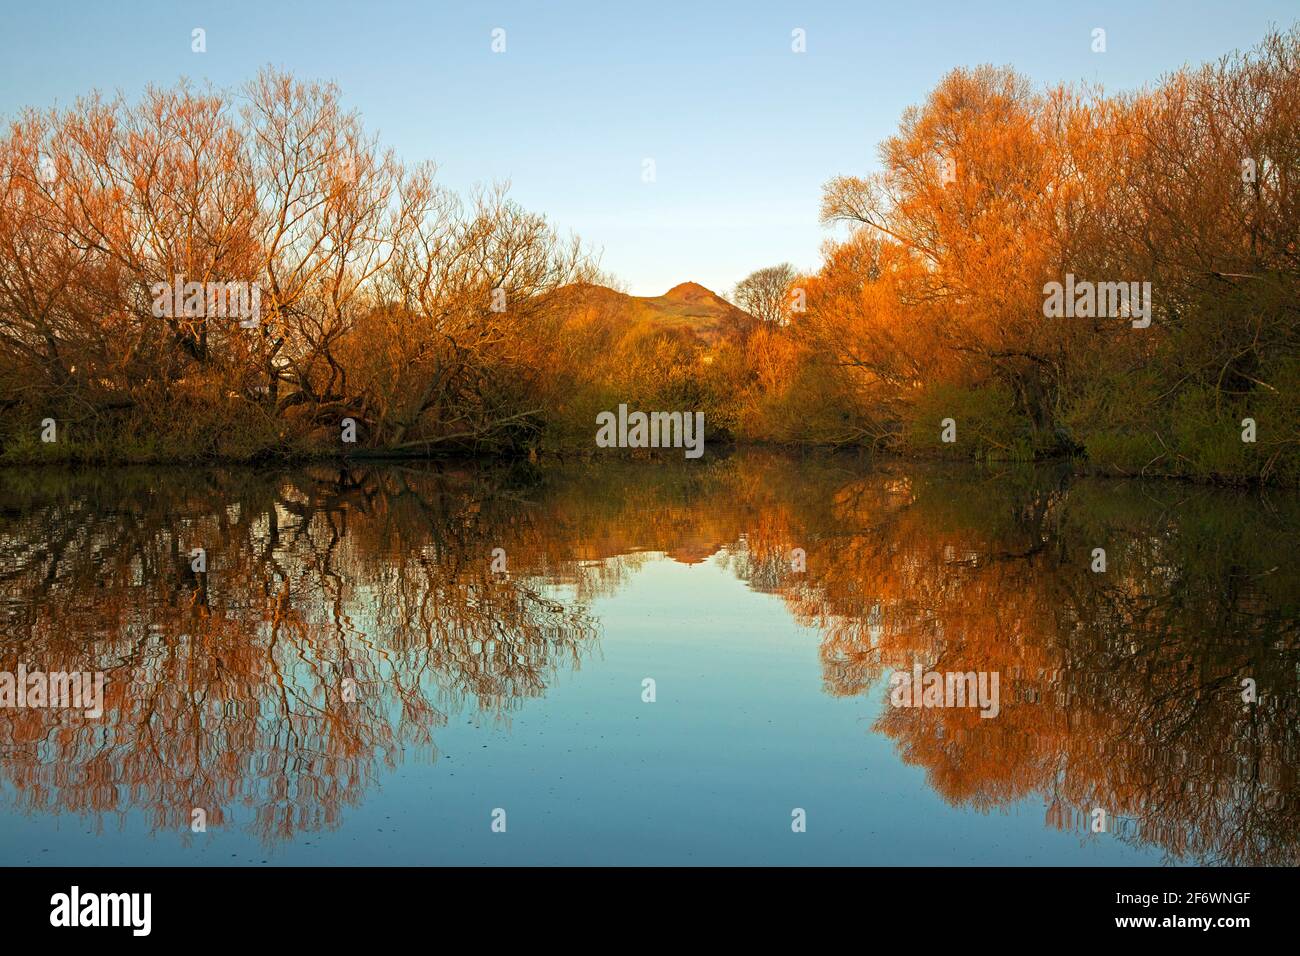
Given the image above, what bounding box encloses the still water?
[1,450,1296,865]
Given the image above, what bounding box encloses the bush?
[900,380,1033,461]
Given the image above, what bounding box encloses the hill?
[551,281,752,346]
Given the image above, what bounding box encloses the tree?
[731,263,798,325]
[0,67,600,458]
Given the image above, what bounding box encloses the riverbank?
[3,430,1297,490]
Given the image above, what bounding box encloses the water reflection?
[1,452,1297,863]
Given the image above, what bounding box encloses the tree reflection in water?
[1,452,1297,863]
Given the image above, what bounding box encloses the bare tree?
[730,263,798,325]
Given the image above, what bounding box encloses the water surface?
[1,451,1297,865]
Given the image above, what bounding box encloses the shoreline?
[2,440,1295,491]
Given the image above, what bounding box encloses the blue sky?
[1,1,1295,294]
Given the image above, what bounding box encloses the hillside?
[552,281,752,346]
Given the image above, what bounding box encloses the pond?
[0,450,1296,865]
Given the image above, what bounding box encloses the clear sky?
[1,1,1295,295]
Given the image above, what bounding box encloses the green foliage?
[900,381,1034,462]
